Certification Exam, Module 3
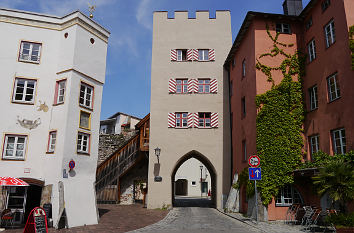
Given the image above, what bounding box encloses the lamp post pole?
[200,165,203,197]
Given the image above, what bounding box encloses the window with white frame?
[305,17,313,30]
[327,73,340,101]
[332,128,346,154]
[79,82,94,108]
[47,131,57,153]
[308,39,316,62]
[19,41,41,63]
[175,113,188,128]
[177,49,187,61]
[12,78,36,104]
[276,185,303,206]
[198,112,211,128]
[176,79,188,94]
[55,80,66,104]
[198,79,210,93]
[309,134,319,157]
[2,135,27,160]
[198,49,209,61]
[309,85,318,110]
[324,20,335,48]
[321,0,330,12]
[242,59,246,77]
[276,23,291,34]
[77,132,90,154]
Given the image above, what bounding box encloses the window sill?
[1,158,25,161]
[198,127,212,129]
[53,102,64,106]
[18,59,40,64]
[79,126,91,131]
[46,151,55,154]
[79,105,93,111]
[175,127,189,129]
[325,41,336,50]
[275,204,292,207]
[328,96,341,103]
[308,107,318,112]
[77,152,90,156]
[11,101,34,105]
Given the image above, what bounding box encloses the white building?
[100,112,141,135]
[0,8,109,228]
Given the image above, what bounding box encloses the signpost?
[248,155,261,223]
[24,207,48,233]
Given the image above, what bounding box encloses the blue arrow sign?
[249,168,261,180]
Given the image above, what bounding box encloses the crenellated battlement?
[153,10,230,21]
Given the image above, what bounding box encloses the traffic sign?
[248,155,260,168]
[249,167,261,180]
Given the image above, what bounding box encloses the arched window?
[276,185,303,206]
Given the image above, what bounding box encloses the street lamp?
[154,147,161,164]
[200,165,203,197]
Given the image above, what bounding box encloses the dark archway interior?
[171,150,216,208]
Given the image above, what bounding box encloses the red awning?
[0,177,29,186]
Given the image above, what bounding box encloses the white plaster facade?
[0,8,109,228]
[174,158,211,197]
[100,112,141,135]
[148,11,232,209]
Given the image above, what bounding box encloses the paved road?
[129,207,259,233]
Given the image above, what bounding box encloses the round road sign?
[69,160,75,170]
[248,155,260,168]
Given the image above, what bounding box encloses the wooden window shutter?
[194,113,199,128]
[193,49,199,61]
[210,79,218,93]
[188,79,198,93]
[187,49,193,61]
[168,112,176,128]
[169,79,177,93]
[187,113,194,128]
[211,112,218,128]
[209,49,215,61]
[171,49,177,61]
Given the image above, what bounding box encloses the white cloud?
[136,0,153,30]
[109,33,139,58]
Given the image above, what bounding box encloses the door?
[6,186,27,224]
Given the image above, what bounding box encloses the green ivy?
[349,25,354,70]
[254,24,306,205]
[300,151,354,169]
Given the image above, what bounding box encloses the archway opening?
[171,150,216,208]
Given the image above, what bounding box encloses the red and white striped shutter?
[169,79,177,93]
[211,113,218,128]
[210,79,218,93]
[187,113,194,128]
[187,49,193,61]
[194,113,199,128]
[188,79,198,93]
[193,49,199,61]
[168,112,176,128]
[209,49,215,61]
[193,79,199,93]
[171,49,177,61]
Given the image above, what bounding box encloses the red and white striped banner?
[169,79,176,93]
[211,112,218,128]
[187,113,195,128]
[209,49,215,61]
[193,49,199,61]
[168,112,176,128]
[210,79,218,93]
[171,49,177,61]
[187,49,193,61]
[188,79,198,93]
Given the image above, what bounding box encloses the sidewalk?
[217,209,305,233]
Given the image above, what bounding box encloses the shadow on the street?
[98,208,110,217]
[174,196,213,208]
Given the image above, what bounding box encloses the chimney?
[283,0,303,16]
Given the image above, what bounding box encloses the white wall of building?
[0,8,109,228]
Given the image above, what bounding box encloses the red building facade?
[225,0,354,220]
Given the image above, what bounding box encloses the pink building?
[225,0,354,220]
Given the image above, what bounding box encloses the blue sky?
[0,0,311,119]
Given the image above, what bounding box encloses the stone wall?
[98,130,137,165]
[119,157,148,205]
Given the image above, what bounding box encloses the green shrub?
[326,213,354,227]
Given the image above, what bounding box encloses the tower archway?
[171,150,217,207]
